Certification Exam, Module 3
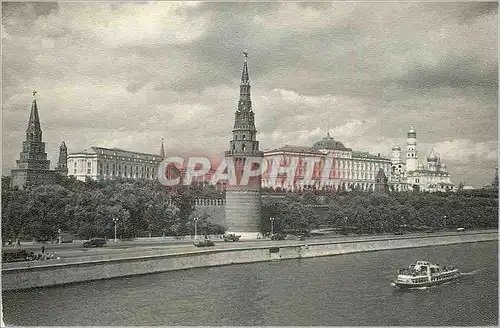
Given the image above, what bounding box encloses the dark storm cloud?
[31,2,59,16]
[458,2,497,23]
[396,54,498,90]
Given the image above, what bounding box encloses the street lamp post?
[444,215,447,230]
[193,217,199,240]
[270,217,275,236]
[113,218,119,242]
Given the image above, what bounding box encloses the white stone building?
[262,132,398,192]
[67,146,164,182]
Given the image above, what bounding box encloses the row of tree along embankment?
[2,231,497,291]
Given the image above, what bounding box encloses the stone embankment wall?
[2,232,497,291]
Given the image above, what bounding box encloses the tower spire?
[241,50,249,84]
[237,51,252,114]
[160,138,165,159]
[27,90,42,142]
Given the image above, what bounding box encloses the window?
[106,163,110,175]
[243,135,246,140]
[74,162,77,174]
[87,161,92,175]
[112,164,116,175]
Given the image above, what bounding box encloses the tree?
[24,185,73,241]
[2,188,30,241]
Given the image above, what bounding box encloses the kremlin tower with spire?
[224,52,264,239]
[10,91,67,189]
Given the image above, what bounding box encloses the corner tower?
[56,141,68,176]
[406,126,418,172]
[11,91,52,188]
[224,52,264,239]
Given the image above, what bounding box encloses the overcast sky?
[2,2,498,187]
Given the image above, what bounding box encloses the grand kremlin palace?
[67,147,163,182]
[261,132,395,192]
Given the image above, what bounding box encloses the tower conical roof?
[160,138,165,158]
[241,50,249,84]
[26,90,42,142]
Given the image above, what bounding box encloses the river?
[2,241,497,326]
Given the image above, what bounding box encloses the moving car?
[83,238,107,248]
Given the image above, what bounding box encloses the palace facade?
[261,132,398,192]
[67,144,165,182]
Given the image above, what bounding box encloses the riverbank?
[2,231,497,291]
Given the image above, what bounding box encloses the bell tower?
[406,126,418,172]
[224,52,264,239]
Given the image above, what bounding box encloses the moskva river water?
[3,241,497,326]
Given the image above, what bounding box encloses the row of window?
[232,143,257,151]
[276,157,390,172]
[71,160,157,179]
[99,150,158,161]
[266,170,384,181]
[102,154,156,163]
[412,277,428,284]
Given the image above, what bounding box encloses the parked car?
[83,238,107,248]
[271,233,287,241]
[193,239,215,247]
[456,227,466,232]
[2,249,30,263]
[223,233,241,242]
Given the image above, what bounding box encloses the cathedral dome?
[312,133,349,151]
[417,163,424,170]
[427,149,439,162]
[392,145,401,151]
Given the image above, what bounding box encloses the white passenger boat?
[393,260,460,289]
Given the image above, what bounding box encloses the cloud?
[431,139,497,163]
[395,54,497,90]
